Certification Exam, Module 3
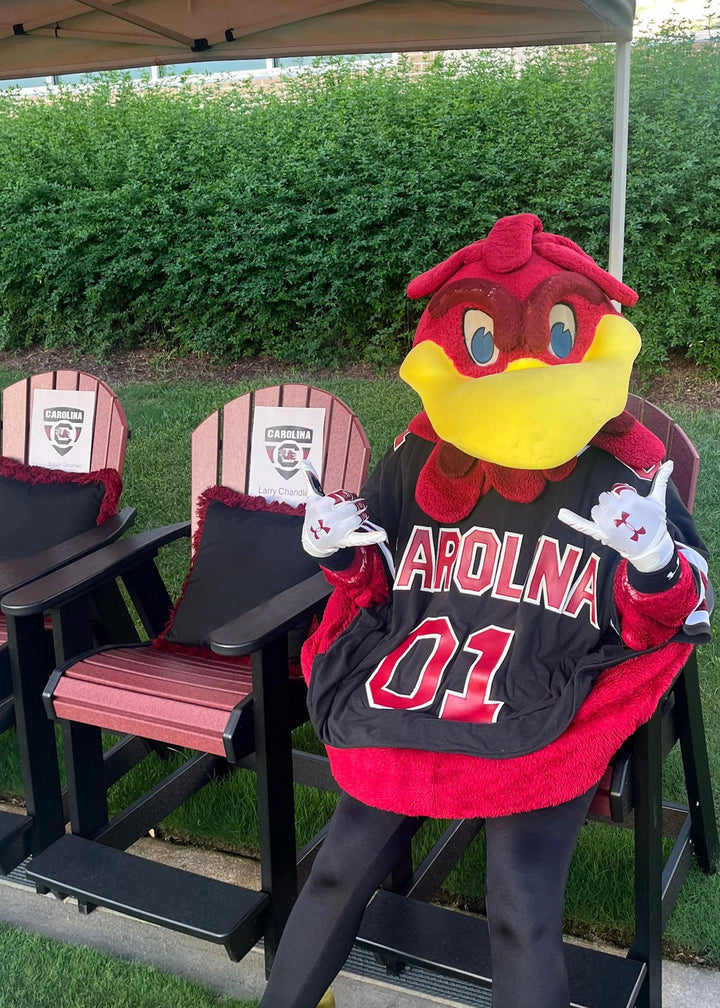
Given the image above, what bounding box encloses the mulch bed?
[1,348,718,411]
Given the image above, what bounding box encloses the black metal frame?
[2,525,332,971]
[627,649,718,1007]
[0,506,137,872]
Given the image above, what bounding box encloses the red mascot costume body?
[257,214,711,1008]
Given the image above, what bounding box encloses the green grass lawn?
[1,366,719,964]
[0,922,257,1008]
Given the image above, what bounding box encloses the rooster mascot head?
[401,213,640,474]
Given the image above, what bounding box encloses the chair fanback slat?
[343,421,373,493]
[53,370,84,391]
[0,379,30,460]
[252,385,286,409]
[277,384,314,409]
[190,384,371,537]
[665,424,699,514]
[1,371,128,474]
[191,411,222,527]
[217,393,254,495]
[625,393,699,512]
[28,371,56,397]
[321,397,355,493]
[87,378,129,474]
[627,395,673,450]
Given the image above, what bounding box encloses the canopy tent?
[0,1,635,277]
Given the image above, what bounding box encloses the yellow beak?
[399,314,641,470]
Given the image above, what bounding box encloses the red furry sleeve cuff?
[614,552,699,651]
[319,547,389,606]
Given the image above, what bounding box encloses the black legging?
[484,789,596,1008]
[258,787,596,1008]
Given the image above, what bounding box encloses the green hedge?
[0,26,718,372]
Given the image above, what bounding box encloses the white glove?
[558,460,675,573]
[302,489,387,558]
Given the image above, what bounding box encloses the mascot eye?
[463,309,498,366]
[548,303,577,359]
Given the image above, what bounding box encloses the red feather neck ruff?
[408,410,664,520]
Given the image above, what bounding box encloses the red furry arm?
[300,546,390,683]
[614,553,699,651]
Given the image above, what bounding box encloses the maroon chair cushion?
[158,487,317,651]
[0,457,122,559]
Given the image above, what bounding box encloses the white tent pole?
[608,39,631,282]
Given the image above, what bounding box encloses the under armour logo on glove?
[613,511,646,541]
[558,460,675,573]
[310,518,331,541]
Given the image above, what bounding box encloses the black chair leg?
[253,636,298,974]
[674,656,719,875]
[7,612,65,856]
[630,709,664,1008]
[62,720,110,839]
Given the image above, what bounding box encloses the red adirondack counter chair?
[353,395,717,1008]
[0,370,134,873]
[0,369,131,652]
[5,383,370,971]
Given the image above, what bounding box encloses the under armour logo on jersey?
[310,519,331,540]
[614,512,646,541]
[394,429,409,451]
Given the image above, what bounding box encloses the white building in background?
[636,0,717,27]
[0,51,397,95]
[1,1,716,95]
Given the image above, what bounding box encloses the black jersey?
[307,433,706,761]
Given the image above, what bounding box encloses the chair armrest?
[1,520,190,618]
[210,571,331,656]
[0,507,137,595]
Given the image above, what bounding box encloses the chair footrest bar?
[26,835,268,960]
[357,891,646,1008]
[0,810,33,875]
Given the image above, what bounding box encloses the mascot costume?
[257,214,711,1008]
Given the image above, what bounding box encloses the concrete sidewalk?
[0,835,719,1008]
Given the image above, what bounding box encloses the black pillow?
[159,489,318,650]
[0,456,122,560]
